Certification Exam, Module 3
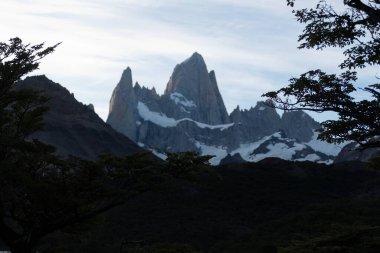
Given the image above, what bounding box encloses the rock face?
[107,53,345,165]
[230,101,282,143]
[281,110,320,142]
[164,52,230,124]
[107,67,139,141]
[20,75,142,160]
[335,143,380,163]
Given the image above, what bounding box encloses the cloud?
[0,0,376,122]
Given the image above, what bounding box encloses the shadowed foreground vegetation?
[3,0,380,249]
[40,158,380,253]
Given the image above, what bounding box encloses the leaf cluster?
[264,1,380,149]
[165,151,217,183]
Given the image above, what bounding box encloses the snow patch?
[184,120,234,131]
[231,132,305,162]
[272,132,283,138]
[306,131,348,156]
[253,142,295,161]
[195,141,228,165]
[231,135,273,160]
[137,102,177,127]
[180,106,191,114]
[295,154,321,162]
[258,106,266,111]
[137,101,234,130]
[152,150,168,160]
[231,131,338,164]
[170,92,196,108]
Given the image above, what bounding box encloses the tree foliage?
[0,38,215,253]
[0,38,145,253]
[264,0,380,149]
[165,151,216,182]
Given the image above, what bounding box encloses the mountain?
[20,75,142,160]
[106,53,345,164]
[164,52,230,124]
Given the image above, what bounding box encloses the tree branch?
[345,0,380,23]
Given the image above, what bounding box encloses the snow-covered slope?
[306,131,346,157]
[192,132,345,165]
[229,132,345,164]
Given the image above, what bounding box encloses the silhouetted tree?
[0,38,138,253]
[263,0,380,149]
[0,38,175,253]
[165,151,215,182]
[0,38,216,252]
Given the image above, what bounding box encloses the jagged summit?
[119,67,133,88]
[164,52,230,124]
[182,52,206,65]
[164,52,208,96]
[191,51,202,58]
[281,110,320,142]
[107,67,138,140]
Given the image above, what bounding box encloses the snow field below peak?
[306,131,349,157]
[137,101,234,130]
[136,102,346,165]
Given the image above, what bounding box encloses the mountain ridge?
[107,53,345,164]
[19,75,143,160]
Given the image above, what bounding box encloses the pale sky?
[1,0,376,122]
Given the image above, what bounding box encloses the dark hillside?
[19,75,142,159]
[42,159,380,252]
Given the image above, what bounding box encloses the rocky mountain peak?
[134,82,141,90]
[230,100,282,139]
[163,52,230,124]
[164,52,208,97]
[281,110,320,142]
[184,52,206,66]
[106,67,138,141]
[120,67,133,88]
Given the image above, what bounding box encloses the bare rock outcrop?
[107,67,139,141]
[165,52,230,124]
[335,142,380,163]
[281,110,320,142]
